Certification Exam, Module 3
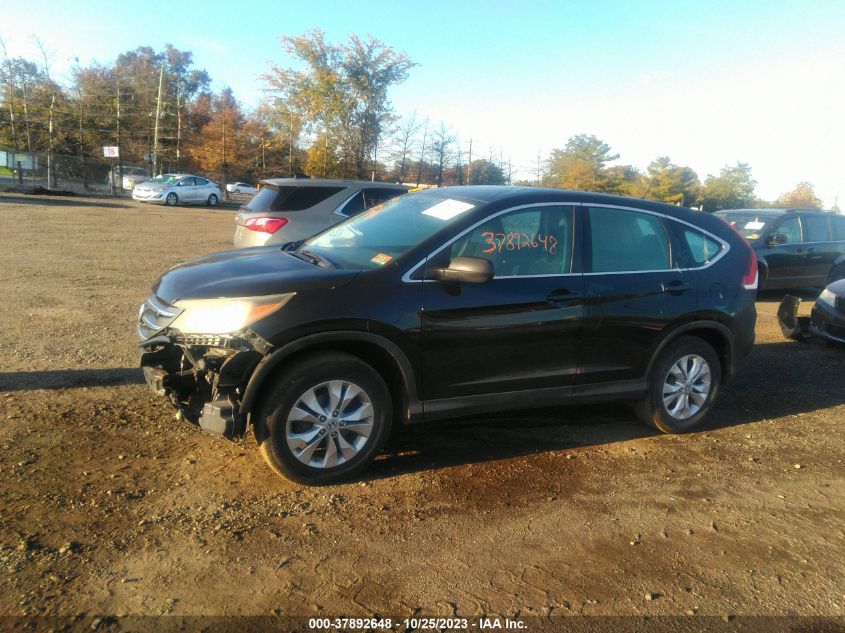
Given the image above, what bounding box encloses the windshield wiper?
[289,249,334,269]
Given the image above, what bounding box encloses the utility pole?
[47,94,54,189]
[176,87,182,171]
[466,137,473,185]
[116,76,123,194]
[221,99,228,197]
[415,119,428,186]
[288,112,293,177]
[152,65,164,176]
[78,88,86,189]
[536,148,541,186]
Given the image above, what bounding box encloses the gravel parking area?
[0,194,843,627]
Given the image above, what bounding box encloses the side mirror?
[436,256,494,284]
[768,233,786,246]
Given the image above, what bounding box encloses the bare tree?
[430,122,455,187]
[390,112,420,182]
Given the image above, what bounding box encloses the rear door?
[577,205,698,389]
[177,177,198,202]
[799,214,834,284]
[420,204,584,404]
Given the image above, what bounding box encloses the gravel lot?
[0,193,843,627]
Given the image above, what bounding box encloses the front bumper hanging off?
[777,295,845,345]
[140,340,263,440]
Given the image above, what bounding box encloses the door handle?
[661,280,693,294]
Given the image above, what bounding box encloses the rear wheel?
[165,192,178,206]
[634,336,721,433]
[207,193,218,207]
[254,352,393,485]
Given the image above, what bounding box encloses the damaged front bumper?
[138,295,268,440]
[777,294,845,345]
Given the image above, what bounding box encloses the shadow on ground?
[0,367,143,391]
[0,193,132,209]
[369,339,845,480]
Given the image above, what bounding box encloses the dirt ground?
[0,194,843,628]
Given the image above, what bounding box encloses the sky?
[2,0,844,206]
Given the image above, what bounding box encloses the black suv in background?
[714,209,845,289]
[140,187,758,484]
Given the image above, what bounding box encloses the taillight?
[243,217,288,233]
[741,239,758,290]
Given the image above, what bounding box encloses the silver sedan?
[132,174,222,207]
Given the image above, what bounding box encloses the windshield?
[301,194,477,269]
[715,212,779,241]
[148,175,179,185]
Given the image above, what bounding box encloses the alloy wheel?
[285,380,374,468]
[661,354,711,420]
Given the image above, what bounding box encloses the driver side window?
[447,205,573,277]
[775,217,800,244]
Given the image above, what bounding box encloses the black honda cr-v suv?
[139,187,758,484]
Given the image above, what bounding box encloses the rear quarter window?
[802,215,831,242]
[680,227,722,266]
[832,216,845,241]
[245,186,346,212]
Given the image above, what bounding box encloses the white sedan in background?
[133,174,222,207]
[226,182,257,195]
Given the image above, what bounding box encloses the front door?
[420,204,584,405]
[763,215,806,288]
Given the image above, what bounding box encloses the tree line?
[0,31,828,210]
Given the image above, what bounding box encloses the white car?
[226,181,257,195]
[132,174,222,207]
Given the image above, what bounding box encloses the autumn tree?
[641,156,700,206]
[542,134,620,192]
[264,29,415,179]
[775,182,822,209]
[700,162,757,212]
[463,158,505,185]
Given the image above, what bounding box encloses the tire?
[827,264,845,285]
[165,192,178,206]
[207,193,218,207]
[633,336,721,433]
[233,189,240,194]
[254,352,393,485]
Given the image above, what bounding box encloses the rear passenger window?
[194,177,209,186]
[588,207,671,272]
[682,229,722,266]
[802,215,831,242]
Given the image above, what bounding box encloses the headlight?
[170,293,295,335]
[818,288,837,309]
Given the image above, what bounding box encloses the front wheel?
[634,336,721,433]
[165,192,178,206]
[233,188,240,194]
[207,193,219,207]
[255,352,393,485]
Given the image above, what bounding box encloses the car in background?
[714,208,845,289]
[226,182,257,195]
[133,174,222,207]
[107,166,149,191]
[778,279,845,346]
[141,186,757,484]
[233,179,411,248]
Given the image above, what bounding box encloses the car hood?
[135,181,168,191]
[152,246,359,303]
